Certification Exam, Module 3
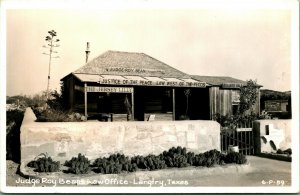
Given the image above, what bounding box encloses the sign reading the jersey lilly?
[87,86,133,93]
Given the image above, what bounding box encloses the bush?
[276,149,284,154]
[28,147,247,175]
[224,152,247,164]
[27,154,60,172]
[213,113,259,130]
[64,153,90,174]
[283,148,292,155]
[34,109,68,122]
[276,148,292,155]
[202,149,225,167]
[6,109,24,162]
[161,146,189,168]
[34,108,84,122]
[132,154,166,171]
[93,153,137,174]
[46,87,67,111]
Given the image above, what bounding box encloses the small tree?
[43,30,60,101]
[239,79,258,115]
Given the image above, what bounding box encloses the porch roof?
[73,73,207,88]
[191,75,248,88]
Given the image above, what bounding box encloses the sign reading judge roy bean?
[98,78,206,88]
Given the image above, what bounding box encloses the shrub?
[34,108,84,122]
[193,153,206,166]
[6,109,24,162]
[214,113,259,130]
[27,154,60,172]
[93,153,137,174]
[283,148,292,155]
[34,109,67,122]
[239,79,259,114]
[161,146,189,168]
[224,152,247,164]
[64,153,90,174]
[202,149,224,167]
[6,109,24,126]
[132,154,166,170]
[276,149,284,154]
[29,147,247,175]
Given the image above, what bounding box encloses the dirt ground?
[6,160,30,187]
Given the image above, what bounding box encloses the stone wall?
[21,108,220,163]
[253,119,291,154]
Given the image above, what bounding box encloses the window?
[232,90,240,115]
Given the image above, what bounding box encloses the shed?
[192,75,261,118]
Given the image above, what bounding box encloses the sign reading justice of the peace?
[98,78,206,88]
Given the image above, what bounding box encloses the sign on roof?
[98,76,206,88]
[222,83,244,88]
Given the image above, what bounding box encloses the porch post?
[131,88,134,121]
[172,88,176,121]
[84,83,87,117]
[258,88,261,115]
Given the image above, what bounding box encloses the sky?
[4,2,293,96]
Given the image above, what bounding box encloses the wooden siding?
[220,89,232,116]
[209,87,220,119]
[209,87,261,118]
[209,87,234,118]
[62,75,75,109]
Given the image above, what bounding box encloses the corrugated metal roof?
[124,76,147,81]
[191,75,247,86]
[164,77,183,82]
[144,76,166,82]
[100,75,126,80]
[181,78,200,83]
[73,74,100,82]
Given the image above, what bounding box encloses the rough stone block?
[21,108,221,164]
